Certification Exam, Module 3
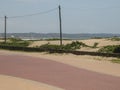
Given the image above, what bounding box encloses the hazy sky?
[0,0,120,33]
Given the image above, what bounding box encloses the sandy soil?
[29,39,120,47]
[0,75,64,90]
[29,39,120,52]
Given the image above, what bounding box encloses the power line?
[62,6,120,10]
[0,6,119,19]
[8,7,58,19]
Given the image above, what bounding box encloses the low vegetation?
[108,37,120,41]
[91,37,103,39]
[92,42,99,48]
[98,45,120,53]
[45,38,71,41]
[37,41,99,51]
[0,39,99,51]
[111,59,120,64]
[38,41,88,51]
[0,38,30,47]
[0,39,120,58]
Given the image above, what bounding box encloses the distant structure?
[11,35,15,38]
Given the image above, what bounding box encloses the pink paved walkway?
[0,54,120,90]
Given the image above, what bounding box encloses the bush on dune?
[108,37,120,41]
[0,38,30,47]
[38,41,88,51]
[98,45,120,53]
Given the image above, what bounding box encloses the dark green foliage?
[98,45,120,53]
[45,38,71,41]
[0,38,30,47]
[38,41,88,51]
[91,37,103,39]
[108,37,120,41]
[0,41,29,47]
[113,46,120,53]
[9,38,22,42]
[45,38,60,41]
[111,59,120,64]
[0,43,120,58]
[92,42,99,48]
[0,45,44,52]
[39,43,62,50]
[65,41,88,50]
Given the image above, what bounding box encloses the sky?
[0,0,120,33]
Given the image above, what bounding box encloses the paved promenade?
[0,54,120,90]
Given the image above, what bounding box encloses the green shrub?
[38,41,88,51]
[39,43,62,50]
[45,38,71,41]
[92,42,99,48]
[65,41,86,50]
[113,46,120,53]
[98,45,120,53]
[91,37,103,39]
[9,38,22,42]
[0,40,30,47]
[111,59,120,64]
[109,37,120,41]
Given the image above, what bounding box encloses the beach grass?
[111,59,120,64]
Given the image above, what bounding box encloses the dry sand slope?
[0,75,64,90]
[29,39,120,52]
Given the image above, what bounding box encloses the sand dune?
[29,39,120,52]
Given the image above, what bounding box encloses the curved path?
[0,54,120,90]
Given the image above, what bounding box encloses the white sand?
[29,39,120,47]
[29,39,120,52]
[0,75,64,90]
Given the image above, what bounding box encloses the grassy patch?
[91,37,103,39]
[45,38,71,41]
[0,38,31,47]
[98,45,120,53]
[108,37,120,41]
[91,42,99,48]
[37,41,89,51]
[111,59,120,64]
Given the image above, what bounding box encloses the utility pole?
[59,5,62,46]
[4,16,7,43]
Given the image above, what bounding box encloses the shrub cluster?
[108,37,120,41]
[0,38,30,47]
[111,59,120,64]
[8,38,22,42]
[38,41,88,51]
[92,42,99,48]
[114,46,120,53]
[65,41,88,50]
[0,42,120,57]
[98,45,120,53]
[0,41,30,47]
